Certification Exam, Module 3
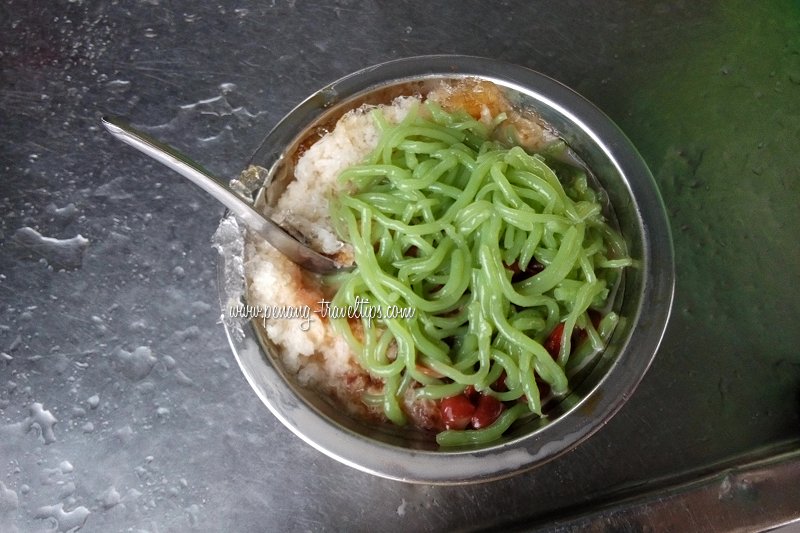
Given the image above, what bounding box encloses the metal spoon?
[101,116,343,274]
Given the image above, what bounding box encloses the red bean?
[471,395,505,429]
[463,385,480,403]
[505,260,545,283]
[440,394,476,430]
[492,371,508,392]
[545,323,565,358]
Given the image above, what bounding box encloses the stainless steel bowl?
[217,55,674,484]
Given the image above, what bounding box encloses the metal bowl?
[216,55,674,484]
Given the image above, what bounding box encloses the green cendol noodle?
[326,99,630,447]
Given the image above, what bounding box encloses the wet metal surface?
[1,0,799,531]
[527,442,800,532]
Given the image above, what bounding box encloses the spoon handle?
[101,116,343,274]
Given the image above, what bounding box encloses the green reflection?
[604,0,800,445]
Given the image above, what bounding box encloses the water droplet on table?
[34,503,90,532]
[28,402,58,444]
[115,346,157,381]
[12,228,90,271]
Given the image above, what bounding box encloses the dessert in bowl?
[215,55,674,483]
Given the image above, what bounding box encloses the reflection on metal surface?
[516,442,800,532]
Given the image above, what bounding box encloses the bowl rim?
[218,54,675,484]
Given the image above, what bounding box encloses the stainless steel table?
[1,1,798,531]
